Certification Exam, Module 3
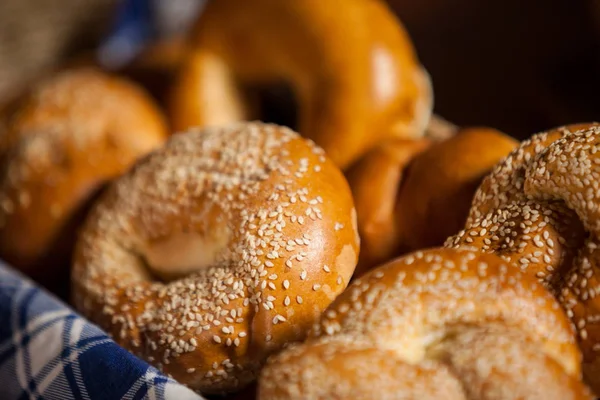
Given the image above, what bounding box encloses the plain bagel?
[347,127,517,275]
[168,0,433,169]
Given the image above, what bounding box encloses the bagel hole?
[243,81,299,131]
[143,229,230,282]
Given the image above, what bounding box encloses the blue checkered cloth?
[0,262,204,400]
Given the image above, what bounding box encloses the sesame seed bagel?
[446,199,586,287]
[168,0,433,169]
[466,123,597,226]
[446,123,600,393]
[72,122,360,394]
[525,126,600,236]
[347,127,517,276]
[0,68,167,293]
[258,247,592,399]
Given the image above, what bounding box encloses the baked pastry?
[0,68,167,293]
[347,127,517,275]
[118,37,190,110]
[398,128,518,250]
[346,137,431,274]
[258,247,592,399]
[446,123,600,393]
[72,122,360,394]
[168,0,432,169]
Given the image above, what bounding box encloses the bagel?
[258,247,592,399]
[0,68,167,294]
[168,0,432,169]
[346,137,431,274]
[446,123,600,393]
[397,127,518,250]
[347,127,517,275]
[465,123,598,226]
[118,37,190,110]
[72,122,360,394]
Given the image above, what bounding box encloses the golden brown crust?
[118,37,191,109]
[346,138,431,276]
[397,127,518,250]
[72,122,360,394]
[348,127,517,276]
[446,123,600,394]
[259,247,592,399]
[0,68,167,291]
[168,0,432,169]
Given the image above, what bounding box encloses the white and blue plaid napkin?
[0,262,204,400]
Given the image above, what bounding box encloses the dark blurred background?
[388,0,600,139]
[1,0,599,140]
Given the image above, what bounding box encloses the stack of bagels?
[0,0,598,399]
